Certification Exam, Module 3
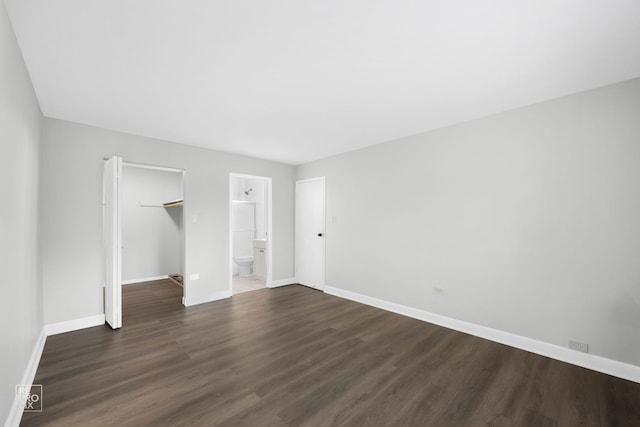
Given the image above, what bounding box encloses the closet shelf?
[139,199,184,208]
[163,199,184,208]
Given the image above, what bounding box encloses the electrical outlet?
[433,287,445,296]
[568,340,589,353]
[189,274,199,281]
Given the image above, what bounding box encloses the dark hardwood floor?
[22,280,640,426]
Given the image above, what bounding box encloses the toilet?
[233,256,254,277]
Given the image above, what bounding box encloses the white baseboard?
[122,275,169,285]
[183,290,232,307]
[44,314,106,336]
[324,285,640,384]
[5,328,47,427]
[267,277,297,288]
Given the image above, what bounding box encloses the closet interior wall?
[122,166,183,284]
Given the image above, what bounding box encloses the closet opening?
[229,173,272,295]
[103,157,186,329]
[122,162,185,322]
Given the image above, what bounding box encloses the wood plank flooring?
[22,280,640,426]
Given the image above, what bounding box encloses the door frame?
[103,157,187,330]
[295,176,326,290]
[228,173,273,294]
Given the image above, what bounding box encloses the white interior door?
[104,156,122,329]
[295,177,325,289]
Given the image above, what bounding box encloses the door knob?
[317,233,323,237]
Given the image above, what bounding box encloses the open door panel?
[104,156,122,329]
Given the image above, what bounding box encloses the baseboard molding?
[44,314,106,336]
[267,277,297,288]
[183,290,232,307]
[324,286,640,384]
[4,327,46,427]
[122,275,169,285]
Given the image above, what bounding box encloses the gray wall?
[122,166,182,282]
[0,1,43,422]
[41,118,295,324]
[297,78,640,367]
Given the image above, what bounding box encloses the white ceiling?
[6,1,640,165]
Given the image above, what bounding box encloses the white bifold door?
[295,177,325,290]
[104,156,122,329]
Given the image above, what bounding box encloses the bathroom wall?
[296,77,640,368]
[232,178,267,235]
[121,166,182,282]
[232,177,266,237]
[246,179,267,238]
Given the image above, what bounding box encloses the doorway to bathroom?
[229,173,272,294]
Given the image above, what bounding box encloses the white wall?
[232,177,267,237]
[248,179,267,239]
[41,118,295,324]
[297,78,640,368]
[0,1,43,423]
[122,166,182,282]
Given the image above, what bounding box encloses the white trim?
[45,314,106,336]
[179,169,186,303]
[4,328,46,427]
[122,275,169,285]
[295,176,326,185]
[267,278,297,288]
[122,161,184,173]
[324,285,640,384]
[183,290,231,307]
